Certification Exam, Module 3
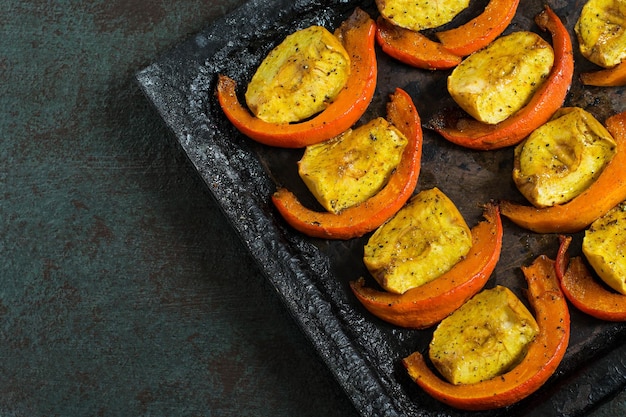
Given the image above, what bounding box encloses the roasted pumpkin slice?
[447,31,554,125]
[580,61,626,86]
[512,107,616,208]
[375,16,463,70]
[376,0,470,32]
[582,201,626,295]
[363,187,472,294]
[216,8,377,148]
[272,87,422,240]
[575,0,626,69]
[245,26,350,124]
[500,110,626,234]
[429,286,539,385]
[374,0,518,69]
[429,6,574,150]
[350,202,502,329]
[404,255,570,411]
[435,0,520,57]
[557,235,626,321]
[298,117,407,214]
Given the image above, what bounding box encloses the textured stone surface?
[2,1,626,416]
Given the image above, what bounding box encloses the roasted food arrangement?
[214,0,626,411]
[209,0,626,412]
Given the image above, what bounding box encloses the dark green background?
[1,1,624,415]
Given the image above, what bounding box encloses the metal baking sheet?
[136,0,626,415]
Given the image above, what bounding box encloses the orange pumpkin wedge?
[215,8,377,148]
[272,87,421,240]
[403,254,570,411]
[436,0,520,57]
[429,6,574,150]
[580,60,626,87]
[350,202,502,329]
[500,110,626,233]
[556,235,626,321]
[375,17,462,70]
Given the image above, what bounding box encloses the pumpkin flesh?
[216,8,377,148]
[500,110,626,233]
[272,87,422,240]
[350,203,502,328]
[430,6,574,150]
[403,255,570,411]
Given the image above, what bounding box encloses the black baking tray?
[136,0,626,415]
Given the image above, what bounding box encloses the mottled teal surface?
[1,1,356,416]
[1,1,625,416]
